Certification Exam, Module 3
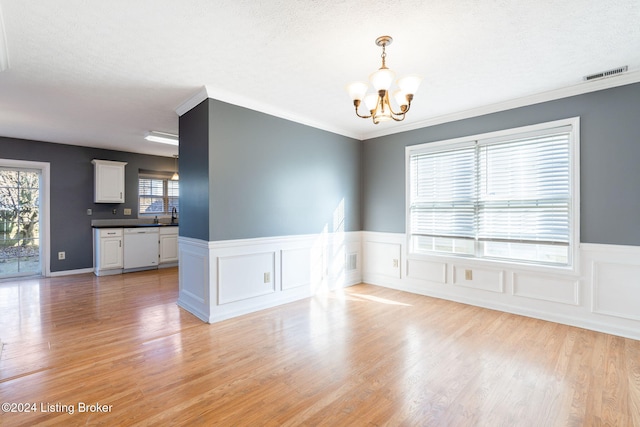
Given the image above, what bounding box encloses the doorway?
[0,160,49,278]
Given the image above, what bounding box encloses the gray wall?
[0,137,177,272]
[362,82,640,246]
[180,98,362,242]
[178,99,210,240]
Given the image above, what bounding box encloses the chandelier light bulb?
[394,90,408,108]
[347,81,369,102]
[364,93,379,112]
[397,75,423,96]
[369,68,395,92]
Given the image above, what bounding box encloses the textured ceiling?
[0,0,639,157]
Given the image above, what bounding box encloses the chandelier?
[347,36,422,124]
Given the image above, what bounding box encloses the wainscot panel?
[406,259,447,284]
[512,272,579,305]
[592,262,640,321]
[584,243,640,322]
[281,247,312,290]
[363,238,402,279]
[218,252,276,304]
[452,264,505,293]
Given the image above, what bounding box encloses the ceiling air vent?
[583,66,628,81]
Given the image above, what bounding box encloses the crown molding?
[176,70,640,142]
[175,86,209,117]
[175,85,362,139]
[361,70,640,140]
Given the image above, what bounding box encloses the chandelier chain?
[380,44,387,69]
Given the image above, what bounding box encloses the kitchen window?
[406,117,579,268]
[138,172,179,216]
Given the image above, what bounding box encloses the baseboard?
[177,300,210,323]
[48,267,95,277]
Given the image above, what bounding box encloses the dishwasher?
[123,227,159,271]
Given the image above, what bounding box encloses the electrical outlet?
[393,259,399,268]
[86,208,92,215]
[58,251,66,260]
[112,208,117,215]
[124,208,132,215]
[465,269,473,280]
[264,272,271,283]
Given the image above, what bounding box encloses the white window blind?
[408,122,575,266]
[138,174,179,215]
[409,144,476,255]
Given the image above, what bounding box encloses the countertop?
[91,219,179,229]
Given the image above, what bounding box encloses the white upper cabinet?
[92,159,127,203]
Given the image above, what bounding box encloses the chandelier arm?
[387,103,405,117]
[355,109,372,119]
[353,100,372,119]
[383,92,408,119]
[401,94,415,114]
[371,94,384,123]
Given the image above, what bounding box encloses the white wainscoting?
[512,271,579,306]
[177,237,211,322]
[178,231,640,339]
[452,264,505,293]
[363,239,401,279]
[584,243,640,323]
[362,232,640,340]
[218,251,276,304]
[178,232,361,324]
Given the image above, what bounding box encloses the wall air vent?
[583,66,628,81]
[346,253,358,271]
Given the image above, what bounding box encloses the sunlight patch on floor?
[326,289,413,306]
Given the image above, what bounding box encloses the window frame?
[138,171,179,217]
[405,117,580,274]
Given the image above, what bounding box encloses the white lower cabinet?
[94,226,179,275]
[94,228,123,275]
[159,227,179,265]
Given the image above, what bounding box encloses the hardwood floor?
[0,269,639,426]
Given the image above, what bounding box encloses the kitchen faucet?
[171,207,178,224]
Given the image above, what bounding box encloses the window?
[138,173,179,215]
[407,118,579,267]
